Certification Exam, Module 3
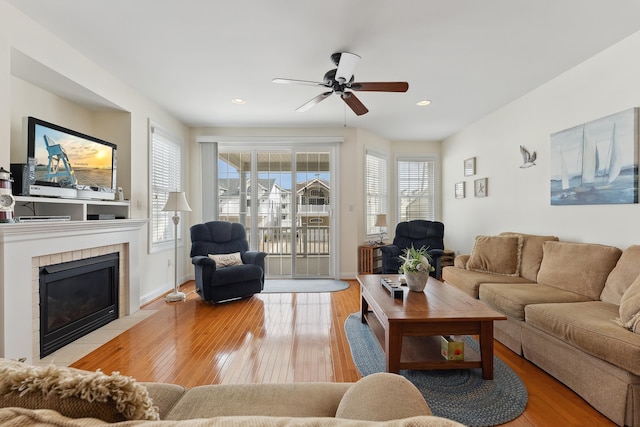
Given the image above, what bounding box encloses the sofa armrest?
[336,373,431,421]
[379,245,402,257]
[242,250,267,268]
[380,245,403,274]
[140,383,187,419]
[427,248,445,259]
[192,255,215,265]
[454,254,470,268]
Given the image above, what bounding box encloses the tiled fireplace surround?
[0,220,147,363]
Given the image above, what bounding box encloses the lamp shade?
[162,191,192,212]
[374,214,387,228]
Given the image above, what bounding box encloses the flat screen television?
[26,117,117,200]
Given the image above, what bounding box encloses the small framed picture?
[464,157,476,176]
[455,182,465,199]
[474,178,488,197]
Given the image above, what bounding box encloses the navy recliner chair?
[380,220,445,279]
[190,221,267,302]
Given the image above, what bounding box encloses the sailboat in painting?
[599,123,622,187]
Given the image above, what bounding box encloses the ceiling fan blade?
[335,52,361,83]
[273,78,325,87]
[342,92,368,116]
[350,82,409,92]
[296,92,333,112]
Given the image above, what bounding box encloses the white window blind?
[150,123,183,251]
[365,150,388,236]
[397,158,436,222]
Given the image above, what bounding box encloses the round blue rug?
[344,313,527,427]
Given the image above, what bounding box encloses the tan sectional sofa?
[0,358,463,426]
[442,232,640,427]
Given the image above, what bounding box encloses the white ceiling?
[7,0,640,141]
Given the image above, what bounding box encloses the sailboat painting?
[550,108,638,205]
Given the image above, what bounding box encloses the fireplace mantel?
[0,219,147,363]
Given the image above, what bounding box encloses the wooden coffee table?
[357,274,506,379]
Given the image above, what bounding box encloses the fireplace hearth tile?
[34,309,157,367]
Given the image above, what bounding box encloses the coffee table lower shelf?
[363,311,482,371]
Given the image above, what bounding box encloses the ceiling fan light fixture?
[416,100,432,106]
[231,98,246,105]
[273,51,408,116]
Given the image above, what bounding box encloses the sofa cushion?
[601,245,640,305]
[0,407,466,426]
[336,373,431,421]
[466,235,523,276]
[479,283,591,321]
[165,382,352,420]
[525,301,640,376]
[619,274,640,333]
[499,232,559,282]
[453,254,469,268]
[536,241,622,300]
[0,359,158,421]
[443,266,533,299]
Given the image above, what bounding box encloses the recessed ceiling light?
[416,100,432,106]
[232,98,246,105]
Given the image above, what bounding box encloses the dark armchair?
[190,221,267,302]
[380,220,445,279]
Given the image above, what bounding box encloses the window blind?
[397,158,436,222]
[150,124,183,249]
[365,150,388,236]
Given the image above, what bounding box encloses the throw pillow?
[0,359,159,421]
[537,241,622,300]
[499,232,559,282]
[208,252,243,267]
[601,245,640,305]
[465,235,523,276]
[618,274,640,334]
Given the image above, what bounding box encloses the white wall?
[442,30,640,255]
[1,1,191,305]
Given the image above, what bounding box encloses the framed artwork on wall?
[464,157,476,176]
[474,178,487,197]
[550,108,638,205]
[455,182,465,199]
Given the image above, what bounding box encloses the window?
[397,157,437,222]
[365,150,388,236]
[149,122,183,252]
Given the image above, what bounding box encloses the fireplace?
[39,253,119,357]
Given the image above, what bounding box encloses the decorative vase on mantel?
[404,271,430,292]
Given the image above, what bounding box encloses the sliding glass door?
[216,145,335,279]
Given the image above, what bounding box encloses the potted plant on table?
[398,245,435,292]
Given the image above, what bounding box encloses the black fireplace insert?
[39,253,119,357]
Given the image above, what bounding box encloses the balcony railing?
[249,226,329,255]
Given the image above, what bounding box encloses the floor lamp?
[163,191,192,302]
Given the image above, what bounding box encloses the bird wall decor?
[519,145,537,168]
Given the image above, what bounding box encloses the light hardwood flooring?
[71,280,615,427]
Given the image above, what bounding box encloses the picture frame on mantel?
[455,182,465,199]
[464,157,476,176]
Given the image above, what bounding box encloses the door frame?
[198,136,342,279]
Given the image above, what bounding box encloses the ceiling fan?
[272,52,409,116]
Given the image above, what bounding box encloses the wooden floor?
[71,280,615,426]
